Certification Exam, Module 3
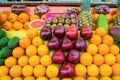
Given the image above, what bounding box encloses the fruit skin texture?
[66,49,80,64]
[112,63,120,76]
[52,50,65,64]
[87,44,98,55]
[60,63,75,78]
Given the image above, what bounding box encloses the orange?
[87,44,98,55]
[12,47,25,58]
[18,55,29,66]
[80,52,93,66]
[29,55,40,66]
[5,56,17,67]
[2,10,10,16]
[19,37,31,48]
[22,65,33,76]
[109,44,119,55]
[112,76,120,80]
[112,63,120,76]
[26,45,37,56]
[102,35,113,46]
[41,55,52,67]
[62,78,72,80]
[106,14,113,23]
[33,64,46,77]
[8,13,18,23]
[75,64,87,76]
[74,77,85,80]
[3,21,13,30]
[104,54,116,65]
[98,44,109,55]
[24,21,30,30]
[41,14,46,20]
[87,64,99,77]
[90,35,102,45]
[87,77,99,80]
[96,28,106,37]
[24,76,35,80]
[32,36,43,46]
[0,75,12,80]
[50,77,60,80]
[46,64,59,78]
[10,65,22,77]
[99,64,112,76]
[36,76,48,80]
[18,13,29,23]
[30,14,40,21]
[12,77,22,80]
[109,23,113,29]
[13,21,23,30]
[0,66,9,77]
[26,28,38,39]
[93,54,104,66]
[100,77,112,80]
[38,44,49,56]
[0,13,8,22]
[116,54,120,63]
[92,14,99,23]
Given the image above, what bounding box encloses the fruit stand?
[0,0,120,80]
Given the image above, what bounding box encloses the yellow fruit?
[0,13,8,22]
[80,52,93,66]
[22,65,33,76]
[96,28,106,37]
[102,35,113,46]
[26,28,38,39]
[93,54,104,66]
[90,35,102,45]
[74,77,85,80]
[104,54,116,65]
[100,77,112,80]
[38,45,49,56]
[12,77,22,80]
[87,77,99,80]
[10,65,22,77]
[24,76,35,80]
[109,45,119,55]
[87,44,98,55]
[13,21,23,30]
[0,66,9,77]
[62,78,72,80]
[75,64,87,76]
[4,21,13,30]
[24,21,30,30]
[0,75,12,80]
[98,44,109,55]
[8,13,18,23]
[18,55,29,66]
[106,14,113,23]
[112,63,120,76]
[33,64,46,77]
[18,13,29,23]
[26,45,37,56]
[32,36,43,46]
[12,47,25,58]
[92,14,99,23]
[99,64,112,76]
[116,54,120,63]
[29,55,40,66]
[50,77,60,80]
[41,55,52,67]
[36,76,48,80]
[112,76,120,80]
[46,64,59,78]
[30,14,40,21]
[5,56,17,67]
[87,64,99,77]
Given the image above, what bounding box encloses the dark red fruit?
[80,26,93,40]
[47,37,60,50]
[40,26,52,40]
[74,38,87,51]
[66,49,80,64]
[66,26,78,40]
[52,50,65,64]
[60,63,75,78]
[61,38,73,51]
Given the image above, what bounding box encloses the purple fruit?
[74,38,87,51]
[40,26,52,40]
[47,37,60,50]
[52,50,65,64]
[66,49,80,64]
[53,25,65,38]
[61,38,73,51]
[60,63,75,78]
